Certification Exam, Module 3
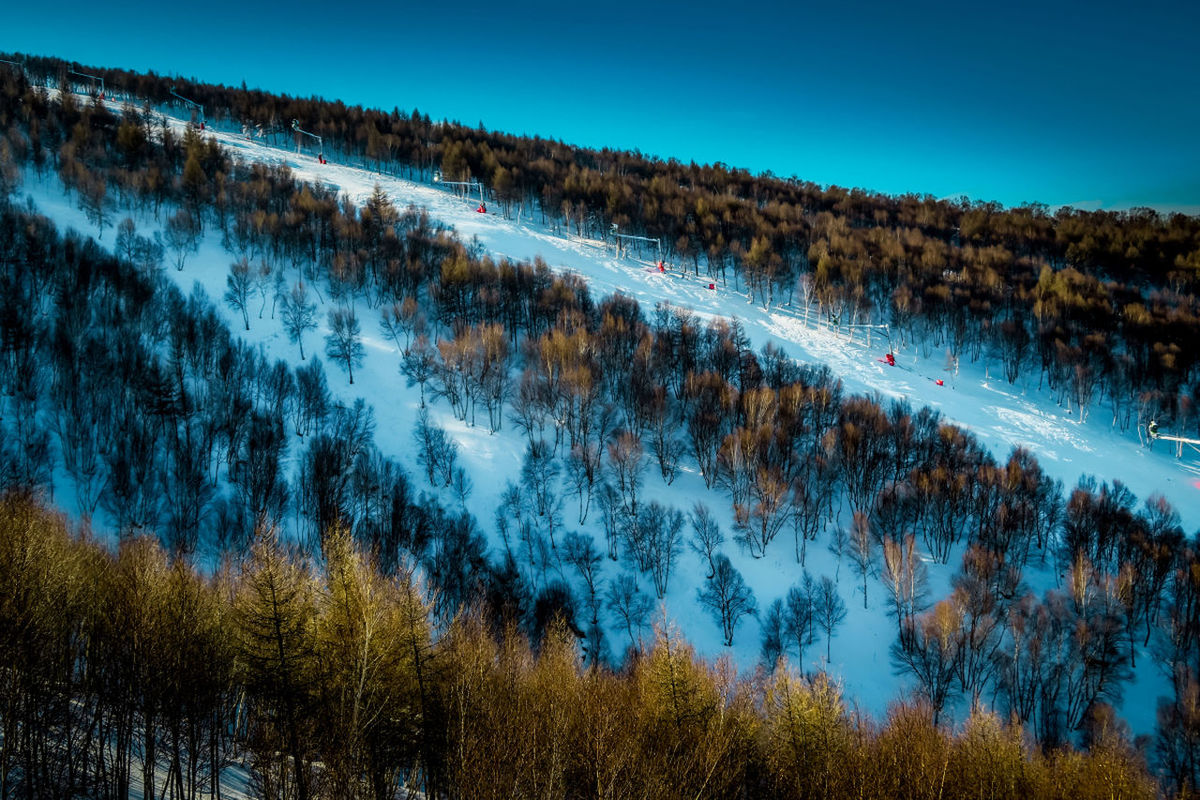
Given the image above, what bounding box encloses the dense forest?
[1,54,1199,798]
[0,492,1163,800]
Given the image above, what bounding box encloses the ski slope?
[199,109,1200,525]
[20,95,1200,741]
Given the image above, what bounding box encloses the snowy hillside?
[17,91,1200,744]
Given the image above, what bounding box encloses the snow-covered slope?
[213,121,1200,524]
[20,96,1200,739]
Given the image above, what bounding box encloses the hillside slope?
[17,93,1200,742]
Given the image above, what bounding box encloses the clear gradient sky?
[3,0,1198,212]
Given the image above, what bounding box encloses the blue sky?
[3,0,1198,212]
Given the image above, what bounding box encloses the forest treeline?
[5,52,1200,435]
[2,59,1200,796]
[0,492,1164,800]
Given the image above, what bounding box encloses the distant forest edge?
[3,53,1200,434]
[1,56,1200,799]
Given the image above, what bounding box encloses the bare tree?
[401,335,437,406]
[54,396,103,517]
[161,421,215,555]
[639,501,685,599]
[698,554,757,646]
[689,501,724,579]
[232,411,290,543]
[597,482,623,561]
[116,217,138,261]
[837,395,892,514]
[164,208,200,271]
[224,257,254,330]
[814,576,847,662]
[737,465,791,558]
[848,511,876,609]
[509,369,550,447]
[133,231,165,275]
[789,448,835,565]
[647,384,683,483]
[566,443,599,524]
[325,307,364,384]
[78,170,111,238]
[607,430,646,517]
[293,358,331,438]
[281,282,318,359]
[784,573,817,669]
[949,547,1010,707]
[520,439,560,518]
[379,296,424,354]
[881,534,929,635]
[413,407,458,487]
[761,598,786,668]
[826,524,848,582]
[892,600,962,725]
[252,258,273,319]
[563,531,604,640]
[451,466,473,505]
[606,573,652,654]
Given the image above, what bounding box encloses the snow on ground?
[18,96,1200,741]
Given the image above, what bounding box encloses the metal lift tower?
[433,170,485,209]
[170,86,206,130]
[291,119,326,164]
[611,223,663,268]
[1148,422,1200,459]
[68,68,105,100]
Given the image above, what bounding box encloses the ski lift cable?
[169,86,206,128]
[610,223,663,262]
[1154,433,1200,446]
[1147,423,1200,459]
[432,170,484,202]
[0,59,26,84]
[68,68,104,99]
[291,119,326,163]
[1148,425,1200,446]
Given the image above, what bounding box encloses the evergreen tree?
[235,532,318,800]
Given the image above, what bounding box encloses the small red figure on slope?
[476,203,487,214]
[885,352,895,367]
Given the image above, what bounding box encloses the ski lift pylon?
[433,168,484,203]
[1146,420,1200,459]
[169,86,206,130]
[291,119,326,164]
[611,223,663,265]
[68,67,105,100]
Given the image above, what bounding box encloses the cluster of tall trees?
[0,195,513,630]
[0,491,1164,800]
